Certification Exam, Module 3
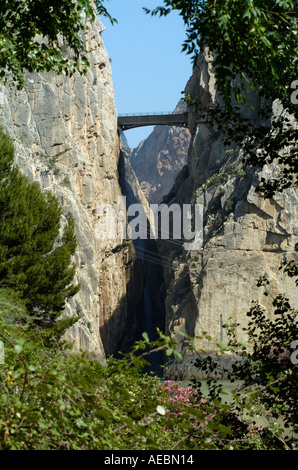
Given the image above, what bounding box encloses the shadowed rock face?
[157,49,298,379]
[130,101,191,204]
[0,16,144,361]
[118,142,166,372]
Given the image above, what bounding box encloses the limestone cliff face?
[118,142,166,374]
[130,101,190,204]
[160,49,298,379]
[0,16,143,360]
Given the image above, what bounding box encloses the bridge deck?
[118,113,188,131]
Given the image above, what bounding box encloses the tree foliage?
[240,295,298,433]
[0,311,293,450]
[191,268,298,450]
[0,0,116,88]
[0,128,80,340]
[146,0,298,195]
[146,0,297,110]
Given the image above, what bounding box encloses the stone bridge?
[118,112,189,131]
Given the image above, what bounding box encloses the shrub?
[193,284,298,449]
[0,312,295,450]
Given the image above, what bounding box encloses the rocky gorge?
[1,14,297,381]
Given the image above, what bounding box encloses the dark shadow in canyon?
[100,139,166,376]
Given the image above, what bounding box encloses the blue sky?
[100,0,193,148]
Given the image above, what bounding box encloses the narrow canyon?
[1,13,297,380]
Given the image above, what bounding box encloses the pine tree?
[0,128,80,340]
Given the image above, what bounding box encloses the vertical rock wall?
[0,16,144,360]
[160,49,298,379]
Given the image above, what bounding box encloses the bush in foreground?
[0,310,293,450]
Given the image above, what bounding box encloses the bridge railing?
[118,112,176,117]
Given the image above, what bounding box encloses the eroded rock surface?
[0,17,143,360]
[160,49,298,379]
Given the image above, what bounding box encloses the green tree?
[240,294,298,435]
[0,128,80,340]
[146,0,297,110]
[0,0,116,88]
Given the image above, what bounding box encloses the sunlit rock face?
[0,16,144,361]
[158,49,298,379]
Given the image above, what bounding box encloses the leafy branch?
[0,0,117,88]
